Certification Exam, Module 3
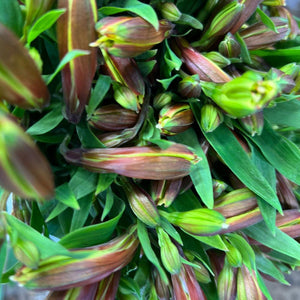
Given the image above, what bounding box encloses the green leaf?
[163,40,182,77]
[171,128,214,209]
[86,75,111,116]
[235,32,252,64]
[27,105,64,135]
[30,202,49,236]
[246,120,300,185]
[101,186,114,221]
[190,234,228,251]
[264,100,300,128]
[243,222,300,260]
[256,7,278,33]
[137,220,168,283]
[136,60,156,77]
[27,9,66,45]
[255,270,273,300]
[157,74,180,90]
[59,202,125,248]
[99,0,159,30]
[46,202,68,222]
[177,13,203,30]
[0,240,7,298]
[192,102,281,212]
[44,49,90,85]
[0,0,24,37]
[96,173,117,195]
[160,217,183,245]
[55,183,79,210]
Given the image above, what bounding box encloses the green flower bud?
[280,63,300,79]
[160,2,182,22]
[153,92,173,110]
[239,111,264,136]
[192,261,211,284]
[219,33,241,58]
[200,104,224,132]
[262,0,286,6]
[203,52,231,68]
[178,75,202,98]
[224,241,243,268]
[158,103,194,135]
[113,83,141,112]
[159,208,228,236]
[157,227,181,274]
[217,260,236,300]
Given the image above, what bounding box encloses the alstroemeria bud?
[213,179,228,198]
[174,38,231,83]
[214,188,258,218]
[203,52,231,69]
[157,227,181,274]
[57,0,97,123]
[193,262,211,284]
[96,129,134,148]
[275,7,299,39]
[92,17,173,58]
[101,49,145,95]
[224,241,243,268]
[280,63,300,79]
[94,271,120,299]
[219,33,241,58]
[121,177,160,227]
[262,0,286,6]
[63,142,200,180]
[239,18,289,50]
[201,71,280,118]
[158,103,194,135]
[200,104,224,132]
[239,111,264,136]
[276,209,300,239]
[237,266,266,300]
[12,228,138,290]
[153,92,173,110]
[113,83,142,112]
[0,112,54,199]
[159,208,228,236]
[171,263,207,300]
[0,24,49,109]
[217,260,237,300]
[88,104,138,131]
[160,2,181,22]
[178,75,202,98]
[153,269,171,300]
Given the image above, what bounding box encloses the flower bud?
[0,24,49,110]
[160,2,181,22]
[200,104,224,132]
[88,104,138,131]
[113,83,142,112]
[178,75,202,98]
[0,112,54,199]
[96,129,134,148]
[217,260,237,300]
[224,241,243,268]
[153,269,171,300]
[203,52,231,69]
[213,179,228,198]
[193,262,211,284]
[157,227,181,274]
[153,92,173,110]
[239,111,264,136]
[121,177,160,227]
[219,33,241,58]
[280,63,300,79]
[276,209,300,239]
[159,208,227,236]
[158,103,194,135]
[275,6,299,40]
[262,0,286,6]
[92,17,173,57]
[63,142,200,180]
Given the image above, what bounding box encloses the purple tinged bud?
[178,75,202,98]
[239,111,264,136]
[217,260,237,300]
[160,2,182,22]
[213,179,228,198]
[219,33,241,58]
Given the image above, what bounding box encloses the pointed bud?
[153,92,173,110]
[57,0,97,123]
[178,75,202,98]
[159,208,227,236]
[239,18,289,50]
[96,129,134,148]
[88,104,138,131]
[213,179,228,198]
[158,103,194,135]
[12,228,138,290]
[0,24,49,109]
[217,260,237,300]
[174,38,231,83]
[121,177,160,227]
[94,271,121,299]
[239,111,264,136]
[63,143,199,180]
[262,0,286,6]
[101,49,145,95]
[0,112,54,199]
[224,241,243,268]
[93,17,173,57]
[113,83,142,112]
[153,269,171,300]
[237,266,266,300]
[203,52,231,69]
[219,33,241,58]
[193,262,211,284]
[214,188,258,218]
[157,227,181,274]
[160,2,181,22]
[276,209,300,239]
[200,104,224,132]
[275,7,299,40]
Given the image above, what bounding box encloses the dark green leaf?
[101,186,114,221]
[30,202,49,236]
[160,217,183,245]
[136,60,156,77]
[96,173,117,195]
[0,240,7,298]
[256,269,273,300]
[46,202,68,222]
[55,183,79,210]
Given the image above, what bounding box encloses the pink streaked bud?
[275,7,300,39]
[276,209,300,239]
[63,143,200,180]
[57,0,97,124]
[217,260,237,300]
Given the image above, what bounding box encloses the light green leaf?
[96,173,117,195]
[55,183,79,210]
[46,202,68,222]
[27,105,64,135]
[86,75,111,116]
[27,9,66,45]
[256,7,278,33]
[157,74,180,90]
[190,234,228,251]
[163,40,182,77]
[160,217,183,245]
[99,0,159,30]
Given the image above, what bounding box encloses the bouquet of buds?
[0,0,300,299]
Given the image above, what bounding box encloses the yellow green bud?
[200,104,224,132]
[153,92,173,110]
[160,2,182,22]
[217,260,236,300]
[113,83,141,112]
[203,52,231,68]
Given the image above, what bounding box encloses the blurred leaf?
[30,202,49,236]
[256,7,278,33]
[27,8,66,45]
[59,202,125,248]
[99,0,159,30]
[55,183,79,210]
[255,269,273,300]
[119,277,141,297]
[101,186,114,221]
[0,240,7,298]
[46,202,68,222]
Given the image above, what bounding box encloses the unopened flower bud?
[203,52,231,68]
[200,104,224,132]
[219,33,241,58]
[239,111,264,136]
[158,103,194,135]
[262,0,286,6]
[92,17,173,57]
[153,92,173,110]
[153,269,171,299]
[157,227,181,274]
[178,75,202,98]
[213,179,228,198]
[224,241,243,268]
[280,63,300,79]
[160,2,181,22]
[217,260,237,300]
